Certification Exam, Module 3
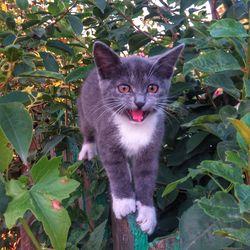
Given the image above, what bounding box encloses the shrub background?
[0,0,250,249]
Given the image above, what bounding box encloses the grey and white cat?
[77,41,184,234]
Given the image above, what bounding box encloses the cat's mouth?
[126,109,150,122]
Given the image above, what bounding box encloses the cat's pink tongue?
[131,110,144,122]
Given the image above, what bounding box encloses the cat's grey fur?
[77,41,184,234]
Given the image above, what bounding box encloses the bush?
[0,0,250,249]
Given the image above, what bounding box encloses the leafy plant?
[0,0,250,249]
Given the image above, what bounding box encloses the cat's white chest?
[113,114,158,156]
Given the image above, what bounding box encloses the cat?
[77,41,184,234]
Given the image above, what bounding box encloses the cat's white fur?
[136,201,156,235]
[78,142,97,160]
[113,113,158,156]
[112,195,136,219]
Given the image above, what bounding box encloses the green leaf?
[65,65,93,83]
[41,135,65,155]
[246,80,250,98]
[40,52,59,72]
[215,228,250,247]
[219,106,238,125]
[31,156,61,183]
[235,184,250,213]
[0,103,32,165]
[183,50,241,75]
[186,132,208,154]
[0,179,9,215]
[5,46,23,62]
[47,40,74,55]
[129,32,151,52]
[232,113,250,150]
[205,74,240,99]
[92,0,106,13]
[90,204,105,221]
[162,176,189,197]
[198,192,241,223]
[64,161,83,177]
[66,15,83,35]
[4,156,80,250]
[85,220,107,250]
[0,128,13,172]
[6,17,16,30]
[225,151,247,169]
[209,18,247,38]
[16,0,29,10]
[199,160,243,184]
[180,204,232,250]
[48,2,64,16]
[13,62,33,76]
[182,114,220,127]
[0,92,30,104]
[19,70,64,80]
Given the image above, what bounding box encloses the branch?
[51,0,78,26]
[209,0,219,20]
[148,0,178,42]
[109,3,162,46]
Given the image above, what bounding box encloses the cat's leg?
[78,100,97,161]
[133,148,159,234]
[98,143,135,219]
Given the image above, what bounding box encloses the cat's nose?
[134,96,145,109]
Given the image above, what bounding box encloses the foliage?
[0,0,250,249]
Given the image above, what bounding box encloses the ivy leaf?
[209,18,247,38]
[4,156,80,250]
[183,50,241,75]
[198,160,243,184]
[0,103,32,165]
[180,204,232,250]
[198,192,241,223]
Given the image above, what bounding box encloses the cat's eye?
[147,84,159,93]
[118,84,131,93]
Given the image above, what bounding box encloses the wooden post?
[111,212,149,250]
[111,212,134,250]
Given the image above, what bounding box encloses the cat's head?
[93,41,184,123]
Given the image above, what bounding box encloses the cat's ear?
[93,41,122,79]
[151,44,184,79]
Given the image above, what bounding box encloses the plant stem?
[20,218,42,250]
[208,174,226,192]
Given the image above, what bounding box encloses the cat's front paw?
[78,143,97,160]
[112,195,136,219]
[136,201,156,235]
